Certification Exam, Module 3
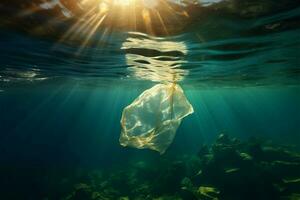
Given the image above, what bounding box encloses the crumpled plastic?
[120,83,194,154]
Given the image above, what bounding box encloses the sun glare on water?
[40,0,190,54]
[114,0,134,6]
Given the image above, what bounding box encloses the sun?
[50,0,190,53]
[112,0,158,8]
[114,0,135,6]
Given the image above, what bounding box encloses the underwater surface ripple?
[0,6,299,88]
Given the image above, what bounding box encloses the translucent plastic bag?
[120,83,194,154]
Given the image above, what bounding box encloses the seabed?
[2,134,300,200]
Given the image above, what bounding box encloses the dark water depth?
[0,0,300,200]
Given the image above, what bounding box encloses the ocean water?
[0,0,300,200]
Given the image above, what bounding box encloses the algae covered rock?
[26,134,300,200]
[152,161,187,195]
[120,83,194,154]
[72,183,93,200]
[281,193,300,200]
[197,186,219,200]
[194,134,291,200]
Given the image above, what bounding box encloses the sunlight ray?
[76,14,107,54]
[57,7,97,43]
[154,10,169,35]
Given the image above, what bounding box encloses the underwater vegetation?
[55,134,300,200]
[1,134,299,200]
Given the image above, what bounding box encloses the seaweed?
[1,134,299,200]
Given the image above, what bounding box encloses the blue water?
[1,85,299,166]
[0,1,300,199]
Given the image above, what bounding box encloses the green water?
[0,0,300,199]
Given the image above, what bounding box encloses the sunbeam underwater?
[0,0,300,199]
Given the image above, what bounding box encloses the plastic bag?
[120,83,194,154]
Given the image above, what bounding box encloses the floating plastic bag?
[120,83,194,154]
